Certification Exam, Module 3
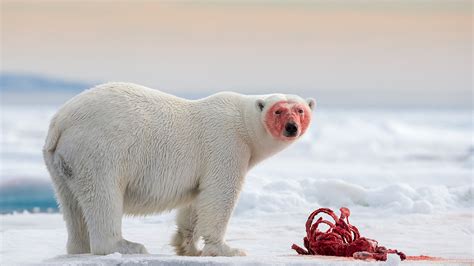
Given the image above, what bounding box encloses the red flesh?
[406,255,443,261]
[291,207,406,261]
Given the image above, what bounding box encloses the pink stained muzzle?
[264,101,312,141]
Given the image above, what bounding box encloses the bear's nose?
[284,122,298,137]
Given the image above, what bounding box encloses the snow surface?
[1,105,473,265]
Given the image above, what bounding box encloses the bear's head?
[256,95,315,142]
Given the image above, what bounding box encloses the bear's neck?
[240,97,293,169]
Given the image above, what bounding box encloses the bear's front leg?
[194,166,247,257]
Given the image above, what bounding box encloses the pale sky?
[1,1,472,107]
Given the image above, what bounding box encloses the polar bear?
[43,82,315,256]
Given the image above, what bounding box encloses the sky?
[1,0,472,107]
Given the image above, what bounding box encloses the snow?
[1,211,472,265]
[1,104,473,265]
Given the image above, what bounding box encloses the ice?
[0,104,472,264]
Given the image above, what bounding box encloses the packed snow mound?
[236,176,472,216]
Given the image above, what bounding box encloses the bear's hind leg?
[171,205,201,256]
[77,178,148,255]
[53,177,90,254]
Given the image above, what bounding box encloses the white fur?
[43,82,314,256]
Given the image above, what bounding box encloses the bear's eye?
[275,110,282,115]
[298,109,304,114]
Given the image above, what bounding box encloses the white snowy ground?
[1,105,473,265]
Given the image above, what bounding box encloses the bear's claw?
[201,243,246,257]
[113,239,148,255]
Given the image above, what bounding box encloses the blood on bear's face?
[264,101,312,141]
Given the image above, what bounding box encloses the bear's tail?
[43,115,63,178]
[43,115,61,154]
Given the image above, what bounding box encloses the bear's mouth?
[281,131,300,141]
[283,132,298,138]
[282,134,299,140]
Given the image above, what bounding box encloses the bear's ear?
[256,99,265,112]
[306,98,316,111]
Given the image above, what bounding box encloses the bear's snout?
[284,122,298,137]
